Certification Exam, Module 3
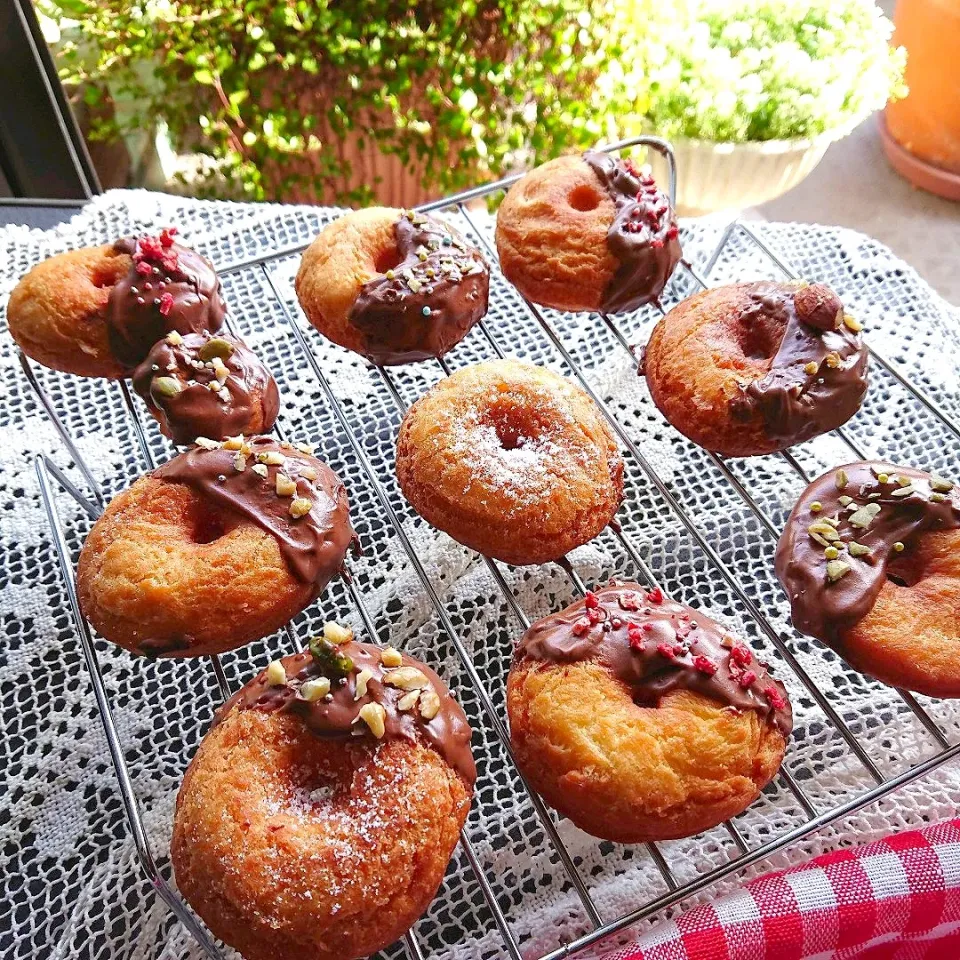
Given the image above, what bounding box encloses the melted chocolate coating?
[107,235,227,369]
[728,281,868,447]
[154,436,355,591]
[217,641,476,785]
[581,152,682,313]
[516,582,792,736]
[775,462,960,645]
[348,212,489,365]
[132,332,279,445]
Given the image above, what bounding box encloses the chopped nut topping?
[843,313,863,333]
[896,474,913,487]
[198,337,235,361]
[354,669,373,701]
[824,546,840,560]
[257,451,286,466]
[931,492,947,503]
[251,463,268,478]
[383,666,430,691]
[289,497,312,518]
[151,376,181,399]
[194,437,220,450]
[397,690,420,712]
[323,622,353,645]
[419,686,441,720]
[808,519,841,543]
[300,676,331,701]
[826,559,851,582]
[381,647,403,668]
[825,352,841,369]
[275,473,297,497]
[931,477,954,493]
[233,452,246,472]
[212,358,230,382]
[848,541,870,557]
[848,503,882,529]
[835,470,848,490]
[358,702,386,738]
[223,435,245,451]
[838,495,853,507]
[294,442,314,454]
[891,486,915,498]
[877,473,889,484]
[300,467,319,482]
[265,660,286,686]
[165,330,184,346]
[803,361,818,375]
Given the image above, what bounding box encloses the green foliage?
[41,0,615,202]
[602,0,906,143]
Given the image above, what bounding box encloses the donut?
[172,632,474,960]
[494,151,681,313]
[7,228,226,378]
[132,331,279,445]
[77,436,355,657]
[395,359,623,565]
[642,281,868,456]
[507,582,791,842]
[776,461,960,697]
[295,207,490,365]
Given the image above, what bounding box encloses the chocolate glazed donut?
[776,462,960,696]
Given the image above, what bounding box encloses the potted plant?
[39,0,614,206]
[599,0,907,215]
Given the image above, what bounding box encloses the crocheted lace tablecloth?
[1,189,959,960]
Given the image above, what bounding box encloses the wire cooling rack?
[22,135,960,960]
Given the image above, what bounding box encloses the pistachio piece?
[380,647,403,668]
[931,477,954,493]
[300,676,331,701]
[299,466,319,482]
[323,622,353,645]
[198,337,235,361]
[835,470,848,490]
[419,686,441,720]
[309,635,354,676]
[358,702,386,739]
[848,503,881,529]
[354,669,373,701]
[838,495,853,507]
[275,473,297,497]
[824,546,840,560]
[383,666,430,691]
[151,376,181,399]
[847,541,870,557]
[890,486,915,498]
[931,492,947,503]
[265,660,287,686]
[826,559,851,582]
[896,474,913,487]
[289,497,312,518]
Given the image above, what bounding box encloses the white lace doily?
[2,189,960,960]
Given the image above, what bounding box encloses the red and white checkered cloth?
[602,819,960,960]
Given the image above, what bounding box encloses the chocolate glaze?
[348,212,489,365]
[154,436,355,591]
[216,641,476,785]
[581,152,682,313]
[107,233,227,369]
[132,332,279,445]
[775,462,960,645]
[728,281,868,447]
[516,582,792,736]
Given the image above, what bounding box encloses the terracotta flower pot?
[882,0,960,200]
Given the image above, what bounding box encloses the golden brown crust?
[77,476,315,657]
[494,155,618,312]
[7,244,132,378]
[395,359,623,565]
[295,207,401,358]
[839,529,960,697]
[644,285,787,456]
[506,658,786,843]
[172,709,470,960]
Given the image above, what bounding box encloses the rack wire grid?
[21,134,960,960]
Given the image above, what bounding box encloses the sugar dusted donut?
[172,633,474,960]
[77,437,355,657]
[642,280,868,456]
[495,151,681,313]
[295,207,490,365]
[776,461,960,697]
[132,331,279,445]
[507,582,791,842]
[395,359,623,565]
[7,228,226,378]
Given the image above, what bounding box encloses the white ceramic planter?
[647,135,837,216]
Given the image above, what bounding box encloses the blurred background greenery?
[34,0,904,208]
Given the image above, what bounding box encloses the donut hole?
[374,246,403,276]
[734,314,783,361]
[484,401,547,453]
[886,550,923,588]
[191,508,228,545]
[568,184,602,212]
